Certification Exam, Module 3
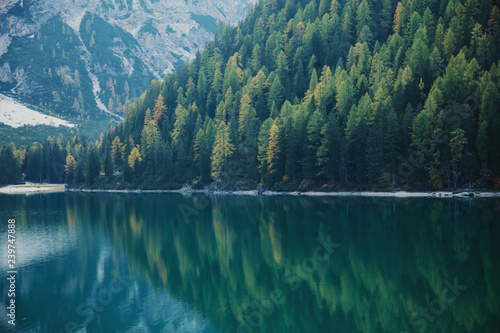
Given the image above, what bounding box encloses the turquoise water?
[1,193,499,332]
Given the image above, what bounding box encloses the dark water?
[0,193,499,333]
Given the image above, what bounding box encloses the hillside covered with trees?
[2,0,500,190]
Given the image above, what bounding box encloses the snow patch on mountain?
[0,93,75,128]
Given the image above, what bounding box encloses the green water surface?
[0,193,499,332]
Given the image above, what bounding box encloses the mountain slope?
[0,0,256,126]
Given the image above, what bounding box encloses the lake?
[1,193,499,332]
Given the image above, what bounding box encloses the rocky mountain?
[0,0,255,129]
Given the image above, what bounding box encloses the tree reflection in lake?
[0,193,499,332]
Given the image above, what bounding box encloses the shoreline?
[65,187,500,198]
[0,183,66,194]
[1,183,499,198]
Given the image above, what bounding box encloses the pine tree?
[72,98,81,114]
[171,104,189,143]
[186,77,196,106]
[152,94,166,125]
[197,67,208,113]
[267,122,281,178]
[488,6,500,46]
[303,109,325,177]
[74,69,80,88]
[449,129,468,188]
[429,47,444,79]
[335,75,354,115]
[111,136,122,169]
[356,0,371,36]
[162,141,173,182]
[470,23,484,56]
[238,94,259,149]
[408,36,430,83]
[268,75,286,112]
[74,145,86,185]
[443,28,457,59]
[78,91,85,113]
[257,118,274,180]
[65,153,76,185]
[317,113,340,181]
[193,128,210,182]
[251,44,262,73]
[317,0,328,18]
[85,142,100,185]
[384,107,398,183]
[393,2,404,35]
[210,122,235,180]
[108,98,114,113]
[366,115,384,182]
[175,137,189,181]
[122,137,133,182]
[308,68,318,93]
[141,109,153,162]
[150,128,164,176]
[284,114,299,182]
[104,145,113,179]
[128,147,141,172]
[429,150,443,189]
[124,81,130,97]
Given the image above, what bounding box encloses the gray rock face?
[0,62,13,83]
[0,0,255,119]
[0,0,256,77]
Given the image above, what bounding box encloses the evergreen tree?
[85,142,100,185]
[111,136,122,170]
[268,75,286,112]
[284,114,300,182]
[366,115,384,182]
[65,153,76,185]
[104,145,113,179]
[193,128,210,182]
[267,121,281,180]
[384,107,398,184]
[211,121,235,180]
[257,118,274,181]
[152,94,166,125]
[303,109,325,177]
[239,93,259,152]
[162,140,173,182]
[128,147,141,174]
[317,114,340,182]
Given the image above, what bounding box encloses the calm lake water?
[1,193,499,332]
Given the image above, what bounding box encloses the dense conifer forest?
[1,0,500,190]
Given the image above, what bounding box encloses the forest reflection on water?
[0,193,499,332]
